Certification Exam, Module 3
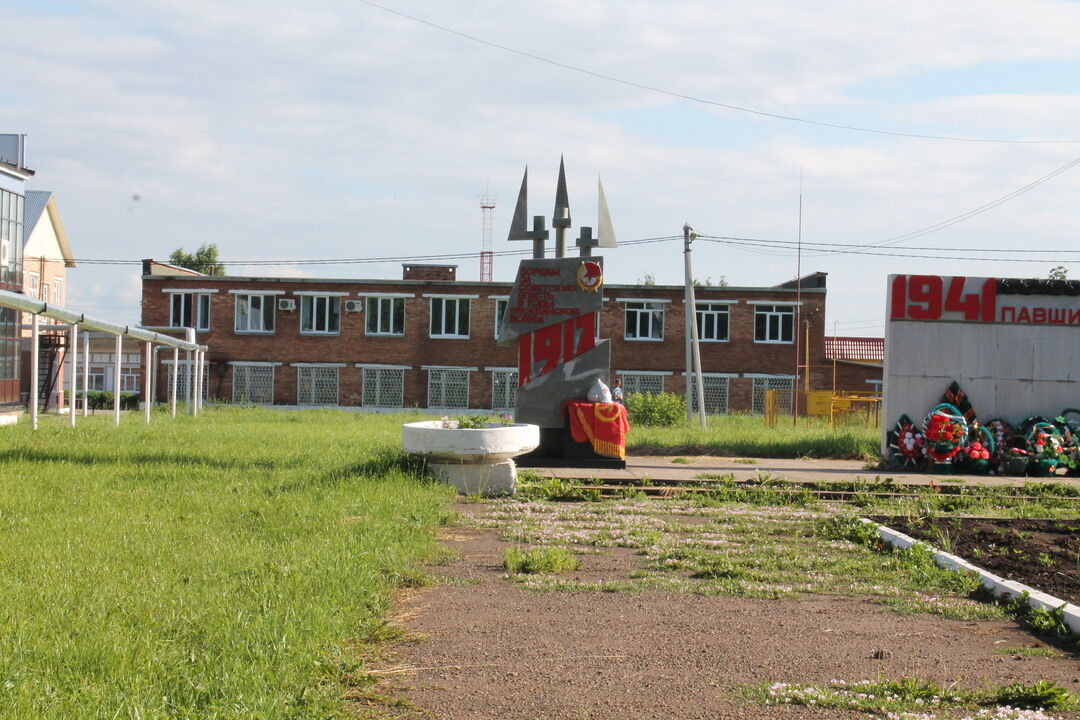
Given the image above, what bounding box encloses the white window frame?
[366,295,406,337]
[230,362,279,405]
[294,363,344,405]
[749,374,796,415]
[299,295,341,335]
[428,296,472,339]
[424,365,475,409]
[622,300,667,341]
[753,304,795,344]
[168,292,213,332]
[233,293,276,334]
[357,363,408,408]
[616,370,672,395]
[684,372,736,415]
[492,297,509,339]
[487,366,517,411]
[28,272,39,298]
[695,302,731,342]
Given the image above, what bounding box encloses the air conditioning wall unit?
[278,298,296,312]
[343,299,363,313]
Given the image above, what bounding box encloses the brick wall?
[142,273,833,413]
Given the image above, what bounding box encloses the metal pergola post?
[69,322,78,428]
[143,340,152,424]
[171,346,179,419]
[30,313,39,430]
[113,334,122,426]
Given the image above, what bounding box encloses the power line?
[702,236,1071,263]
[355,0,1080,145]
[698,234,1080,255]
[67,235,682,267]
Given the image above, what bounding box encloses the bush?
[67,390,140,411]
[625,392,687,426]
[504,546,581,574]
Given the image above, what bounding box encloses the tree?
[1048,265,1068,281]
[693,276,728,287]
[637,272,656,286]
[169,243,225,276]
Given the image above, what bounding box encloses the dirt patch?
[375,503,1080,720]
[876,517,1080,605]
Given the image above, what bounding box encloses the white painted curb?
[862,518,1080,635]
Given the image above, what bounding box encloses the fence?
[0,289,208,429]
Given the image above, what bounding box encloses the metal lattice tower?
[479,194,496,282]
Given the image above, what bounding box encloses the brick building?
[141,260,841,414]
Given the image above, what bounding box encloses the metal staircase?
[36,333,67,410]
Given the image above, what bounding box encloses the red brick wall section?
[141,275,831,412]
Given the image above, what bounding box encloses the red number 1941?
[890,275,996,322]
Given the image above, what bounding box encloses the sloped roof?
[825,336,884,361]
[23,191,75,267]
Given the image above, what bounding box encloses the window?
[427,367,470,408]
[85,367,106,391]
[490,369,517,411]
[232,364,275,405]
[234,294,275,333]
[620,372,665,395]
[493,299,509,339]
[361,366,405,407]
[751,376,795,415]
[687,374,730,415]
[120,372,141,393]
[366,296,405,336]
[696,303,730,342]
[170,293,211,331]
[624,301,664,340]
[0,190,23,286]
[41,282,49,303]
[28,273,39,297]
[54,278,62,306]
[165,361,210,401]
[300,295,340,334]
[297,365,340,405]
[430,297,470,338]
[754,305,794,343]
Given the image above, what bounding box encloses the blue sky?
[4,0,1079,334]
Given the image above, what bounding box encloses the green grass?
[627,413,879,459]
[0,407,454,719]
[503,546,581,574]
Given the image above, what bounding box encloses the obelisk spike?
[507,166,529,241]
[596,176,617,248]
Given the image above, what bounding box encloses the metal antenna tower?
[479,193,496,282]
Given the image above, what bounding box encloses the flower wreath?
[889,414,924,468]
[922,403,968,463]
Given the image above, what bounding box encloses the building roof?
[825,336,884,362]
[23,191,75,267]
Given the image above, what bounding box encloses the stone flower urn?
[402,420,540,496]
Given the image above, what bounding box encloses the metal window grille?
[491,369,517,411]
[622,373,665,395]
[428,368,470,409]
[232,365,275,405]
[752,376,794,415]
[167,361,210,401]
[689,375,730,415]
[362,367,405,408]
[297,366,339,405]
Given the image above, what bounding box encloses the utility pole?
[683,224,707,428]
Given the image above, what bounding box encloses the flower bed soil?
[873,517,1080,605]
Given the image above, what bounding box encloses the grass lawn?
[627,413,880,460]
[0,407,454,719]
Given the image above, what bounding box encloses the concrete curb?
[862,518,1080,635]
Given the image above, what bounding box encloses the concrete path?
[532,455,1080,488]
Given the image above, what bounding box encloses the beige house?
[21,190,75,408]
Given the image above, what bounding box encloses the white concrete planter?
[402,420,540,496]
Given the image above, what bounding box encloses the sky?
[5,0,1080,335]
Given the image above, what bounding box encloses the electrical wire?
[702,236,1071,263]
[354,0,1080,145]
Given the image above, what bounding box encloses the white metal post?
[193,349,201,417]
[113,334,122,426]
[171,346,179,418]
[30,313,39,430]
[69,322,78,428]
[82,330,90,417]
[186,348,193,414]
[143,340,152,424]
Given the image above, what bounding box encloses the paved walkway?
[533,455,1080,488]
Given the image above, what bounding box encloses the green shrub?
[503,546,581,574]
[625,392,687,426]
[991,680,1072,709]
[68,390,140,410]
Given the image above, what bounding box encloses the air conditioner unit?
[278,298,296,312]
[343,299,364,313]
